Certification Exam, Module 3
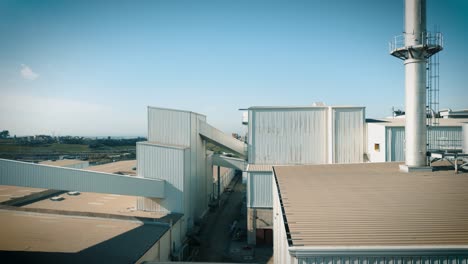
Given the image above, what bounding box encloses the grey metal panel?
[193,113,208,219]
[294,255,468,264]
[250,108,328,164]
[386,126,463,162]
[428,126,462,151]
[147,107,191,146]
[464,124,468,153]
[214,168,235,197]
[333,108,365,163]
[248,172,273,208]
[0,158,165,198]
[136,142,187,213]
[387,127,406,162]
[248,110,254,162]
[199,121,247,157]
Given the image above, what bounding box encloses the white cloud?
[20,64,39,80]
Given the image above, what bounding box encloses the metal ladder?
[426,45,440,149]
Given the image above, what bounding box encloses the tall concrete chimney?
[390,0,443,172]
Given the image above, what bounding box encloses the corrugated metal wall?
[136,142,187,213]
[428,126,463,150]
[147,107,192,146]
[159,230,171,261]
[191,113,208,220]
[386,126,463,162]
[145,107,210,226]
[295,255,468,264]
[249,108,328,164]
[273,171,293,264]
[248,172,273,208]
[213,168,235,199]
[333,108,365,163]
[386,127,405,162]
[0,159,164,198]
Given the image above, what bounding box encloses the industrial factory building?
[245,105,366,244]
[367,118,468,162]
[0,160,185,263]
[0,106,245,262]
[273,163,468,264]
[1,0,468,262]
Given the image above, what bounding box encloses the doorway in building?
[256,229,273,245]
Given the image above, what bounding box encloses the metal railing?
[389,32,443,53]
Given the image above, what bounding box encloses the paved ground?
[196,174,273,263]
[196,174,244,262]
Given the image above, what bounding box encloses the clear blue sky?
[0,0,467,136]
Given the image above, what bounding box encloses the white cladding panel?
[147,107,191,146]
[385,126,463,162]
[206,154,214,200]
[214,168,235,198]
[273,172,294,264]
[137,142,187,213]
[367,123,387,162]
[0,159,164,198]
[248,172,273,208]
[193,113,208,219]
[428,126,463,151]
[159,230,171,262]
[464,124,468,153]
[294,256,468,264]
[249,108,328,164]
[386,127,405,162]
[333,108,365,163]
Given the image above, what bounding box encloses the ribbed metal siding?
[273,172,291,264]
[464,124,468,153]
[147,107,191,146]
[333,108,365,163]
[136,142,187,213]
[296,256,468,264]
[386,126,463,161]
[0,159,164,197]
[248,172,273,208]
[387,127,406,162]
[249,108,328,164]
[428,126,462,151]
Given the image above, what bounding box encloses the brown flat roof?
[0,210,170,263]
[274,162,468,247]
[85,160,137,175]
[25,160,167,218]
[24,192,167,218]
[40,159,87,167]
[0,185,45,203]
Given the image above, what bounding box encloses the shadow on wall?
[0,224,168,264]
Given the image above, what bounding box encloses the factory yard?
[196,173,273,263]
